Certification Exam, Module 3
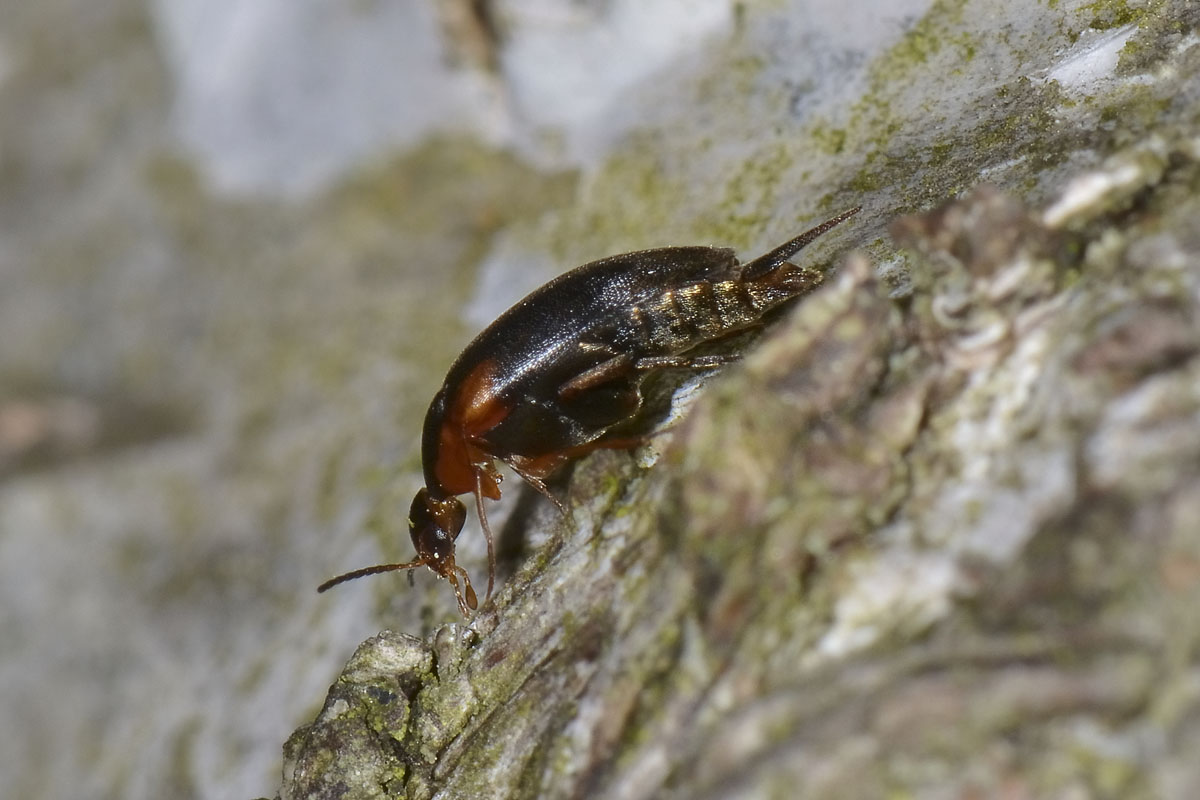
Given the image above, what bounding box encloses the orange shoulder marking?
[434,358,508,499]
[434,423,502,499]
[448,358,511,435]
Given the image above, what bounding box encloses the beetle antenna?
[741,206,862,281]
[317,559,426,593]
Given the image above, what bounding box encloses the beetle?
[319,206,861,615]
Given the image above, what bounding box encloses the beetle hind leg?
[633,353,739,371]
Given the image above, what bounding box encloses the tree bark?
[279,129,1200,798]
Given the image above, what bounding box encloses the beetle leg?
[633,353,739,371]
[505,457,569,516]
[557,354,635,400]
[473,469,497,605]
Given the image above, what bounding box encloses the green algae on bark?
[276,3,1200,798]
[280,135,1200,796]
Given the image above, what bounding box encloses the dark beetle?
[319,207,861,615]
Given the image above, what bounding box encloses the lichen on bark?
[279,125,1200,796]
[278,5,1200,799]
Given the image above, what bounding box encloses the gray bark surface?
[2,2,1197,799]
[279,28,1200,800]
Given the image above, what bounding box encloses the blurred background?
[0,2,819,797]
[0,0,1167,798]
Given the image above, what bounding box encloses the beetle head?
[316,487,477,616]
[407,488,477,615]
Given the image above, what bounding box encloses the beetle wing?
[499,246,741,335]
[443,245,738,399]
[579,245,741,285]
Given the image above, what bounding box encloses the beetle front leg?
[473,469,498,605]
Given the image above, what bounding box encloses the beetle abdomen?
[634,260,825,355]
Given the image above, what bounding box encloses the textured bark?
[9,2,1200,799]
[279,130,1200,798]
